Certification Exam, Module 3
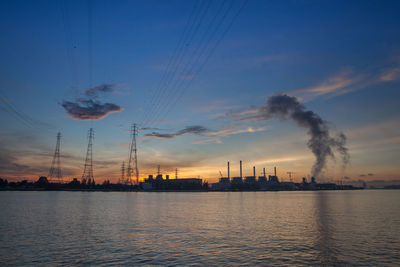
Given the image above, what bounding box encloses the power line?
[87,0,93,90]
[146,0,234,126]
[146,0,249,127]
[137,0,201,125]
[140,0,213,127]
[60,0,79,89]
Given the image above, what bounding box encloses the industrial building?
[212,161,295,191]
[142,174,204,190]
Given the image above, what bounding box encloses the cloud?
[143,125,267,143]
[210,126,267,137]
[291,64,400,101]
[344,176,351,180]
[144,126,210,139]
[85,83,118,97]
[292,69,362,101]
[360,173,374,177]
[380,67,400,81]
[61,99,123,120]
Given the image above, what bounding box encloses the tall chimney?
[227,161,230,179]
[253,166,255,177]
[240,160,242,178]
[274,166,276,177]
[263,167,266,178]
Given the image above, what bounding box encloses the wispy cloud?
[144,125,267,144]
[292,69,363,101]
[210,126,267,137]
[85,83,118,97]
[360,173,374,177]
[380,67,400,81]
[291,64,400,101]
[144,126,209,139]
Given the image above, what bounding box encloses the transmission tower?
[175,168,178,179]
[48,132,62,180]
[127,124,139,184]
[120,161,125,184]
[82,128,94,184]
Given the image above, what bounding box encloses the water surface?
[0,190,399,266]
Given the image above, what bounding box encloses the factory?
[212,161,295,191]
[142,174,204,190]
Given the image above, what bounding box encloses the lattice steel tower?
[127,123,139,184]
[120,161,125,184]
[82,128,94,183]
[48,132,62,180]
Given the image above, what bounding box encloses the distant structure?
[82,128,94,184]
[126,123,139,184]
[287,171,295,182]
[143,173,204,190]
[120,161,125,184]
[48,132,62,180]
[212,161,285,190]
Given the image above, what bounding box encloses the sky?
[0,0,399,183]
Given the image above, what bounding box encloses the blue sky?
[1,0,399,182]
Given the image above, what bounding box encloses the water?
[0,190,399,266]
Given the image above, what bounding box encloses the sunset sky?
[1,0,399,183]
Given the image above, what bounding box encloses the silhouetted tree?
[0,178,8,188]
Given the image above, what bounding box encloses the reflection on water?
[0,190,399,266]
[314,192,338,265]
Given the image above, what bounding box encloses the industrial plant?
[0,125,361,192]
[209,161,357,191]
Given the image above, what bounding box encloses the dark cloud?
[85,83,117,97]
[144,126,210,139]
[344,176,351,179]
[61,99,123,120]
[236,93,350,177]
[360,173,374,177]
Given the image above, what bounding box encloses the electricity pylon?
[82,128,94,184]
[48,132,62,180]
[120,161,125,184]
[127,123,139,184]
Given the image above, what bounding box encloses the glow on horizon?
[0,0,400,183]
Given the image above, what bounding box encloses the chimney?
[240,160,242,178]
[227,161,230,179]
[274,167,276,176]
[263,168,266,178]
[253,166,255,177]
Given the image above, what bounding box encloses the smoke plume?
[242,94,349,177]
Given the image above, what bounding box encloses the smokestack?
[240,160,242,178]
[253,166,255,177]
[263,167,266,178]
[227,161,230,179]
[274,167,276,177]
